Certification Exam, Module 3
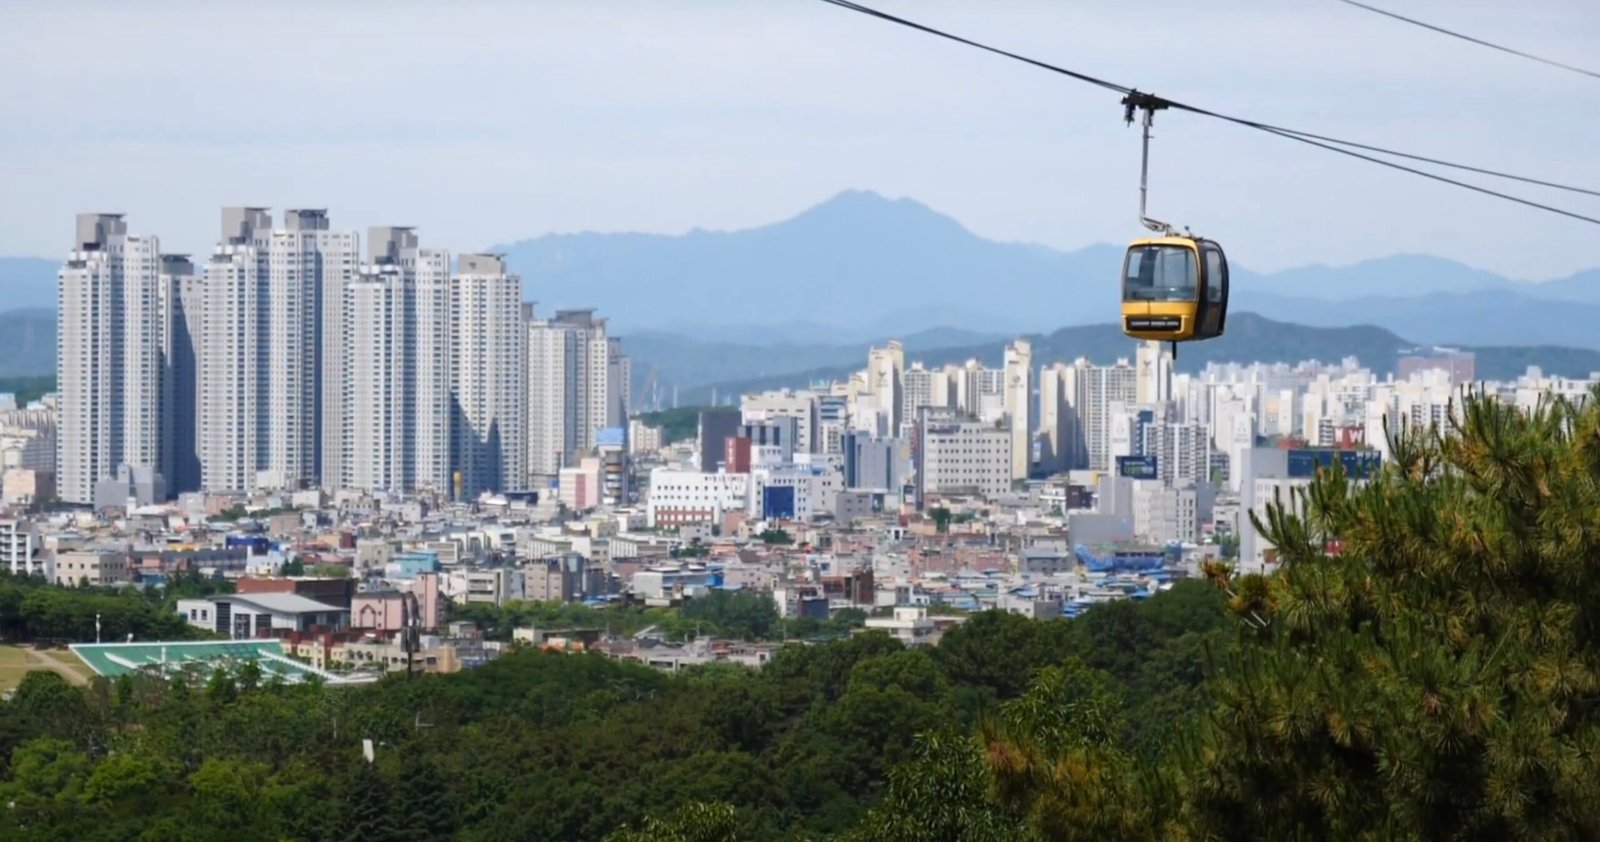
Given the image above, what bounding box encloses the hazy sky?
[3,0,1597,278]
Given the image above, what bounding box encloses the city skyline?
[3,1,1598,279]
[52,207,631,505]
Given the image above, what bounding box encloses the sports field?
[0,644,94,693]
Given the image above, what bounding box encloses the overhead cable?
[814,0,1600,224]
[1334,0,1600,81]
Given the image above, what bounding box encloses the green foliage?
[606,801,743,842]
[759,528,794,545]
[929,507,952,533]
[0,573,195,644]
[456,594,806,644]
[0,572,1231,841]
[340,762,399,842]
[682,591,779,641]
[674,543,711,559]
[1176,392,1600,839]
[0,376,54,406]
[854,390,1600,841]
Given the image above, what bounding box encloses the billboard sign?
[1285,449,1382,480]
[1116,455,1158,480]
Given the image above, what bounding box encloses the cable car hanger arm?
[1123,92,1184,238]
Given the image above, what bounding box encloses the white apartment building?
[451,255,526,496]
[525,308,629,487]
[335,229,436,493]
[340,229,452,495]
[1135,339,1174,406]
[196,208,359,494]
[915,408,1011,501]
[1143,419,1211,487]
[903,364,933,422]
[344,260,412,493]
[1132,482,1215,545]
[0,519,46,579]
[57,214,164,505]
[198,211,268,493]
[1038,362,1082,475]
[645,469,748,528]
[628,420,664,455]
[414,244,453,494]
[161,255,203,494]
[0,409,55,473]
[866,341,904,434]
[1003,339,1032,481]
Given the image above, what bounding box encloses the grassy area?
[35,648,93,679]
[0,644,36,693]
[0,644,93,693]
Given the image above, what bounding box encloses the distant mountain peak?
[776,189,970,238]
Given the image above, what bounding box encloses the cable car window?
[1203,245,1225,303]
[1123,245,1197,302]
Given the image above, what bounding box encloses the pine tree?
[341,762,401,842]
[395,752,458,842]
[1179,391,1600,839]
[842,390,1600,841]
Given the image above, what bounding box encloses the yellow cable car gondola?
[1118,93,1229,351]
[1122,235,1228,342]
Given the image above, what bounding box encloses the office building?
[914,407,1011,504]
[695,408,741,472]
[742,390,820,454]
[1238,446,1382,572]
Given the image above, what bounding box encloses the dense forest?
[7,391,1600,839]
[0,571,1229,841]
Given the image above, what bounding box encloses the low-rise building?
[646,469,748,528]
[863,606,937,645]
[53,549,130,587]
[0,518,46,579]
[176,593,348,638]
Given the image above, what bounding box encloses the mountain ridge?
[487,189,1600,342]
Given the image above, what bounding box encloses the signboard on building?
[1116,455,1158,480]
[762,485,796,520]
[1285,449,1382,480]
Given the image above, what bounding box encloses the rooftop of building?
[189,592,346,614]
[69,639,371,685]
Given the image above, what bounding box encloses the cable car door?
[1199,241,1228,339]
